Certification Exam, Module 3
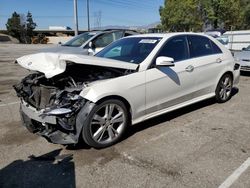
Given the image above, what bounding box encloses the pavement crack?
[121,152,181,179]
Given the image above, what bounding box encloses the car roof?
[127,32,210,39]
[89,29,138,34]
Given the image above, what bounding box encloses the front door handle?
[185,65,194,72]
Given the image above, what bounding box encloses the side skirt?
[132,93,215,125]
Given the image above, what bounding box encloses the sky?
[0,0,164,30]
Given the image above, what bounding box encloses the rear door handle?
[185,65,194,72]
[216,58,222,63]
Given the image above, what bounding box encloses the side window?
[93,33,114,48]
[157,36,189,62]
[68,35,86,47]
[211,40,222,54]
[188,36,214,58]
[113,31,124,40]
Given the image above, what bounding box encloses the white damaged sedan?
[14,33,240,148]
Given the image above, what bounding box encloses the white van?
[216,30,250,51]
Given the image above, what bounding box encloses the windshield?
[63,32,96,47]
[95,37,161,64]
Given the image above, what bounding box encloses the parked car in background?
[234,45,250,71]
[42,29,138,55]
[49,26,72,31]
[14,33,240,148]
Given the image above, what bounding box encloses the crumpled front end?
[13,54,131,144]
[14,73,90,144]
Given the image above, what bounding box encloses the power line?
[95,0,158,10]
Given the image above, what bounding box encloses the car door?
[187,35,224,96]
[145,35,197,115]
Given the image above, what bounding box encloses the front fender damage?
[20,98,96,145]
[46,100,96,144]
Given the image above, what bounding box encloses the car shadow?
[0,149,76,188]
[157,67,181,85]
[123,87,239,141]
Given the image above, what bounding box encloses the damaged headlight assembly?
[41,92,86,131]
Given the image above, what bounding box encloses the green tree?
[159,0,244,31]
[200,0,242,30]
[5,11,37,43]
[26,11,37,43]
[6,12,22,41]
[241,1,250,29]
[159,0,203,32]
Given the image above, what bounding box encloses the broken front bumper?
[20,101,78,144]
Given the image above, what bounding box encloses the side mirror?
[87,42,95,56]
[89,41,95,49]
[242,47,246,51]
[156,56,175,67]
[58,42,62,45]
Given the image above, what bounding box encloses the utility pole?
[87,0,90,31]
[74,0,79,36]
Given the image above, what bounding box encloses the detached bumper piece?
[20,102,78,144]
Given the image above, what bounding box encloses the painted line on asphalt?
[0,101,19,107]
[218,157,250,188]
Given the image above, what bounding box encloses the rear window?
[188,35,222,58]
[211,40,222,54]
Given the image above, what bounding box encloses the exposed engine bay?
[14,63,130,110]
[14,62,135,144]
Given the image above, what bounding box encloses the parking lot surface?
[0,44,249,188]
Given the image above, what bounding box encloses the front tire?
[215,74,233,103]
[82,99,129,148]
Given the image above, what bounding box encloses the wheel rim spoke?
[107,127,115,140]
[226,85,231,90]
[110,126,118,135]
[224,77,229,85]
[93,126,106,141]
[93,114,105,124]
[104,104,115,119]
[223,91,227,99]
[111,111,123,124]
[220,89,224,98]
[108,104,115,119]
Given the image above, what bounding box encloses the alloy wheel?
[219,75,232,101]
[90,103,125,144]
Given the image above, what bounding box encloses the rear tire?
[215,74,233,103]
[82,99,129,148]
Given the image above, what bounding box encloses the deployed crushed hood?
[16,52,138,78]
